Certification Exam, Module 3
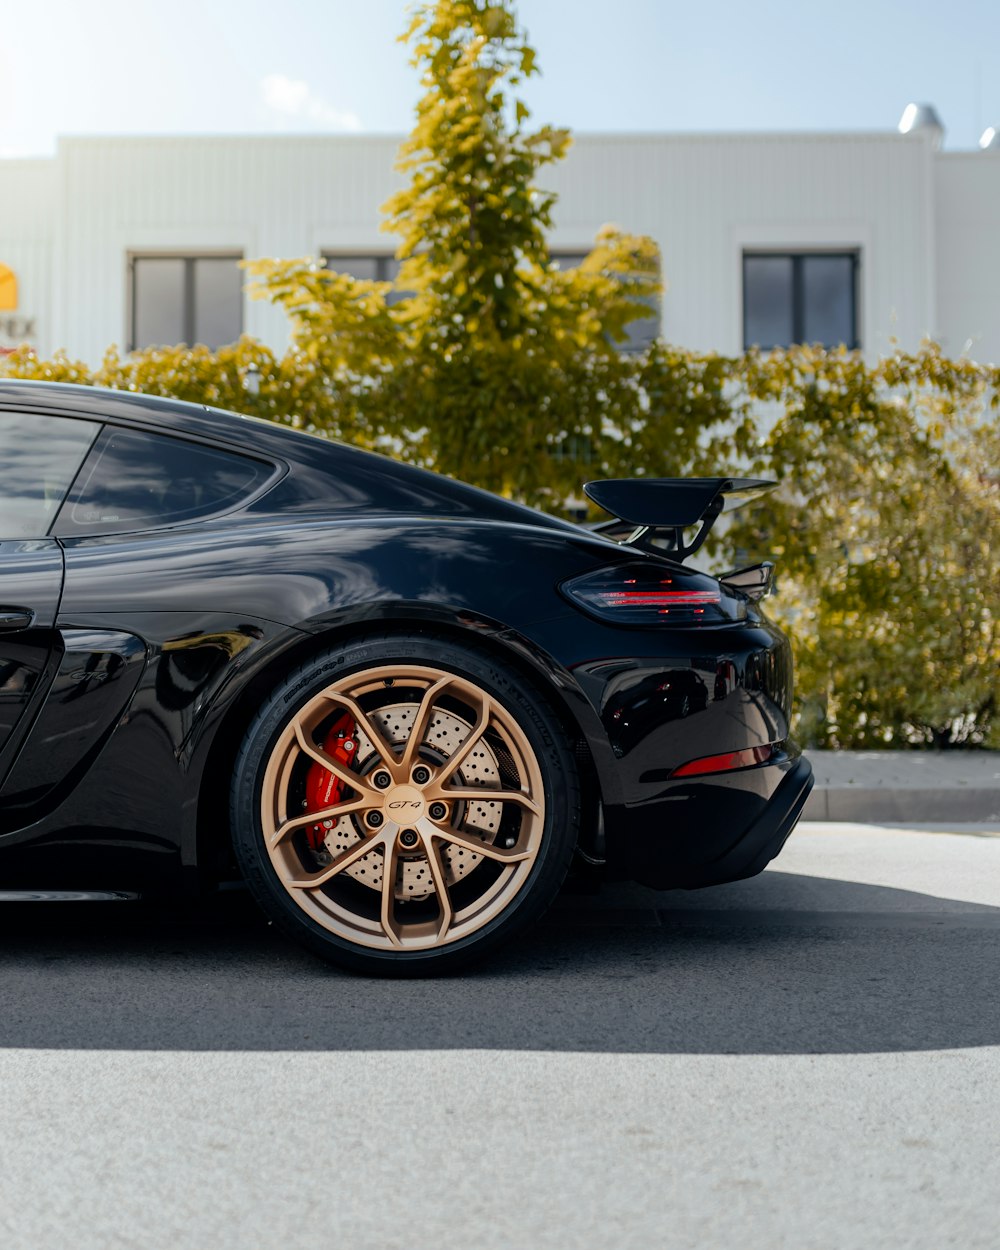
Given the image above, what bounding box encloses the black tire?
[230,633,580,975]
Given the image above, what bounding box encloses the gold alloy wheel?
[260,664,546,951]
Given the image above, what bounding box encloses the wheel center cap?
[384,784,426,823]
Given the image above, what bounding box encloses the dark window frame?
[742,250,860,351]
[128,252,245,352]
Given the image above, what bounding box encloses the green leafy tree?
[247,0,662,504]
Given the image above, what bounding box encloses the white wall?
[549,131,936,356]
[935,153,1000,364]
[53,134,408,363]
[1,129,995,364]
[0,159,56,354]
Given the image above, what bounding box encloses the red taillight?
[562,562,743,626]
[672,744,773,778]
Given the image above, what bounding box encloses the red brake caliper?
[304,712,359,851]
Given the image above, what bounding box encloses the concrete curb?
[802,751,1000,823]
[802,788,1000,823]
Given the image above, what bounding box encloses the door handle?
[0,608,35,631]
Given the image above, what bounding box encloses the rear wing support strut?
[584,477,777,562]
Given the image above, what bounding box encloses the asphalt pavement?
[1,821,999,1250]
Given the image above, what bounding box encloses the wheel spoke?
[432,694,492,787]
[379,838,405,946]
[430,787,540,817]
[417,816,532,863]
[320,691,402,776]
[286,831,385,889]
[292,722,373,796]
[418,826,454,941]
[399,675,452,772]
[270,796,374,849]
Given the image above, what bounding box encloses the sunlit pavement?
[1,822,998,1250]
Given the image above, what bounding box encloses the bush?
[729,344,1000,749]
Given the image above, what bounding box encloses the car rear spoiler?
[584,477,777,561]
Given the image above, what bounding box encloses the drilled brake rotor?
[315,703,502,899]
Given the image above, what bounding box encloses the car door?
[0,410,99,785]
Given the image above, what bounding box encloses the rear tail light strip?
[597,590,721,607]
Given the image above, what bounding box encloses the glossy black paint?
[0,629,146,828]
[0,380,811,893]
[0,539,64,778]
[610,752,815,890]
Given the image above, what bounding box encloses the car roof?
[0,378,583,533]
[0,379,334,467]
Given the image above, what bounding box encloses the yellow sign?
[0,264,17,312]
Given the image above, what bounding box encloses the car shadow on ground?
[1,868,997,1056]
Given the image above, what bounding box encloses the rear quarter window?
[53,426,275,535]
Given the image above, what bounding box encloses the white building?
[2,112,999,365]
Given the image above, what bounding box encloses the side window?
[0,412,99,538]
[551,251,660,352]
[53,427,274,536]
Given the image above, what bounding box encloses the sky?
[1,0,999,156]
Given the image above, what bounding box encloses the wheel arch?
[195,611,609,882]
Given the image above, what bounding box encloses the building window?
[323,254,401,283]
[743,252,859,350]
[322,254,410,305]
[130,254,244,351]
[552,251,660,352]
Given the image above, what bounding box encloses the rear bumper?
[603,750,814,889]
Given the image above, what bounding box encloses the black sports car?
[0,380,812,973]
